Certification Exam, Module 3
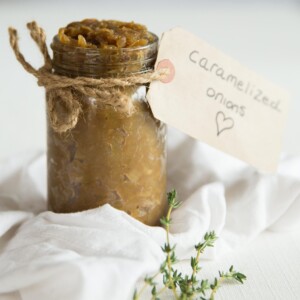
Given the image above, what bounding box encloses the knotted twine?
[8,21,166,133]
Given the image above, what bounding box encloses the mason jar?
[47,24,167,226]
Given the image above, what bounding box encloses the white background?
[0,0,300,161]
[0,2,300,299]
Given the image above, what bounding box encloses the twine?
[8,21,165,133]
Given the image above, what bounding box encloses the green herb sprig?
[133,190,246,300]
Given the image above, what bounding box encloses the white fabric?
[0,127,300,300]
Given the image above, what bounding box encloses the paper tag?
[147,27,290,173]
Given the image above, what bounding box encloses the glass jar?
[47,33,167,226]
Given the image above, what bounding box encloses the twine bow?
[8,21,165,133]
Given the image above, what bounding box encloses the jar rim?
[50,33,159,78]
[51,33,159,54]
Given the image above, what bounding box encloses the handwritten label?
[147,27,290,172]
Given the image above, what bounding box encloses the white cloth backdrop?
[0,127,300,300]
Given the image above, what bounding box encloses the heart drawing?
[216,111,234,136]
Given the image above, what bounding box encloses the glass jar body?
[47,35,167,226]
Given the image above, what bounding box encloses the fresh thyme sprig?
[208,266,247,300]
[133,190,246,300]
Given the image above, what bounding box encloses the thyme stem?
[165,203,179,300]
[133,190,246,300]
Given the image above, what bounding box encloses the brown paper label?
[147,27,290,172]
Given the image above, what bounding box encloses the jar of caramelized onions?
[48,19,167,226]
